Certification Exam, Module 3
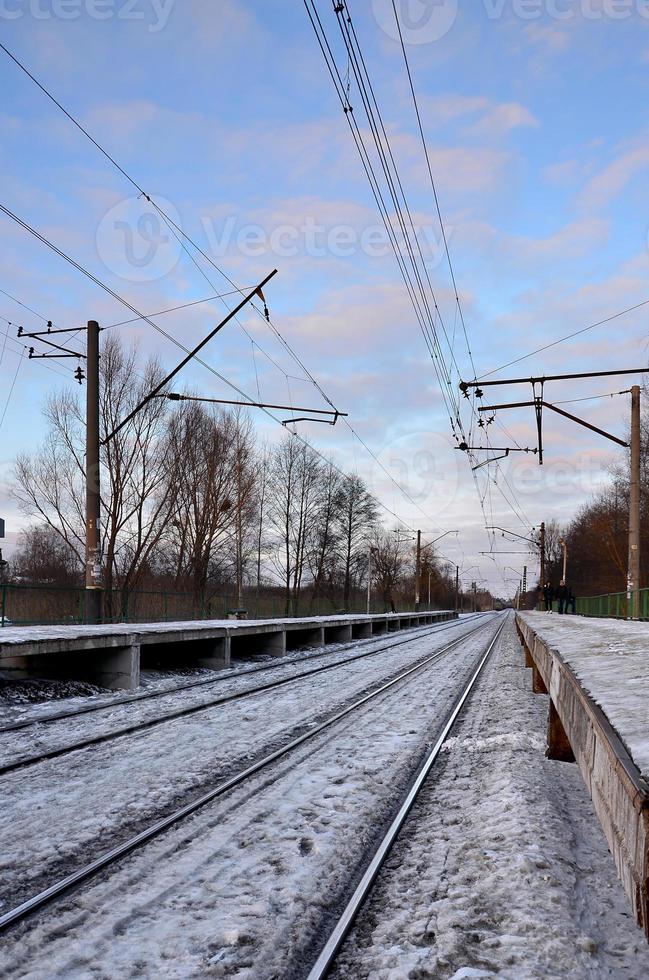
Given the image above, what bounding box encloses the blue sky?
[1,0,649,595]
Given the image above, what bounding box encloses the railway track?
[0,614,484,737]
[306,613,509,979]
[0,613,503,937]
[0,614,485,777]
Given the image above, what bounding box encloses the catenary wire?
[478,297,649,380]
[0,41,440,529]
[0,202,427,532]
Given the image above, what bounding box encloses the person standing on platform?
[556,581,569,615]
[543,582,554,612]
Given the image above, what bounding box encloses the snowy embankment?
[0,616,491,911]
[518,611,649,777]
[0,617,503,978]
[331,621,649,980]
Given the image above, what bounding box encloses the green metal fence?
[0,581,424,627]
[574,589,649,621]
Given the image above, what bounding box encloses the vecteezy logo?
[372,0,458,45]
[96,195,182,283]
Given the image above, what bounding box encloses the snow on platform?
[517,611,649,940]
[518,611,649,777]
[0,611,444,649]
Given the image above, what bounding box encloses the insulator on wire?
[75,366,85,385]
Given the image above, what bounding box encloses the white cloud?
[420,93,538,135]
[577,143,649,210]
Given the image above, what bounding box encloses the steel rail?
[0,615,501,934]
[0,617,482,777]
[307,615,509,980]
[0,615,477,736]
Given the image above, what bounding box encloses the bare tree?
[254,443,271,597]
[12,525,81,585]
[160,402,241,605]
[308,461,342,611]
[370,528,409,612]
[335,473,379,609]
[13,336,177,615]
[267,437,323,616]
[229,410,259,608]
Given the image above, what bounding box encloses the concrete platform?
[0,611,455,692]
[516,611,649,939]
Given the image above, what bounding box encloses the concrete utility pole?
[627,385,641,620]
[85,320,102,624]
[522,565,528,604]
[539,521,546,587]
[415,529,421,611]
[455,566,459,613]
[560,538,568,585]
[366,545,372,615]
[472,581,477,613]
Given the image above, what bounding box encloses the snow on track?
[0,619,474,765]
[329,619,649,980]
[0,616,494,910]
[0,619,502,978]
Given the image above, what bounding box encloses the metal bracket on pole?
[103,270,278,445]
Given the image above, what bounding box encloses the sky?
[1,0,649,597]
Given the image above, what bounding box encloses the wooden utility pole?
[85,320,102,624]
[415,529,421,611]
[628,385,641,619]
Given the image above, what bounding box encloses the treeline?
[10,337,460,615]
[537,397,649,599]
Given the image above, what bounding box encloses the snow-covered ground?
[518,611,649,776]
[0,615,494,911]
[0,611,435,647]
[0,617,476,755]
[3,615,646,979]
[0,616,503,978]
[331,620,649,980]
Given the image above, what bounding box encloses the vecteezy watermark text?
[483,0,649,19]
[200,215,452,262]
[96,195,453,281]
[0,0,175,32]
[372,0,649,46]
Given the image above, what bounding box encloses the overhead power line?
[0,201,430,531]
[479,297,649,380]
[0,41,336,410]
[0,39,440,530]
[388,0,477,384]
[302,0,535,568]
[0,354,22,435]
